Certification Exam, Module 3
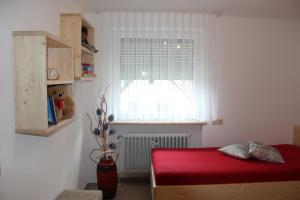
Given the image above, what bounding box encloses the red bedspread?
[152,144,300,185]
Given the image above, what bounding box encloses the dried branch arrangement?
[87,95,122,164]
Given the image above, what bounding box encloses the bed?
[151,127,300,200]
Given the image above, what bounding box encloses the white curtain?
[97,12,218,121]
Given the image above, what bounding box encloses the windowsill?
[111,120,207,125]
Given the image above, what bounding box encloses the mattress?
[152,144,300,185]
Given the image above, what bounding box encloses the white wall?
[203,17,300,147]
[0,1,100,200]
[83,14,300,181]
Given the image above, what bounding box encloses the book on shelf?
[81,63,96,78]
[47,96,57,125]
[47,97,54,125]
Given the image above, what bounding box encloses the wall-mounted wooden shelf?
[60,13,96,81]
[14,31,75,136]
[294,126,300,146]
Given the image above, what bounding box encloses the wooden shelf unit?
[14,31,75,136]
[60,13,96,81]
[294,125,300,146]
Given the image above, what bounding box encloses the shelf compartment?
[48,47,74,83]
[46,84,75,136]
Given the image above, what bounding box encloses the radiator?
[122,133,190,174]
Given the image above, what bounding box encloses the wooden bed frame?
[151,126,300,200]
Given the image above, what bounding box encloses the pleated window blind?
[120,38,194,80]
[119,38,195,120]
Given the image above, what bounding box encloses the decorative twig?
[87,113,93,134]
[87,91,121,163]
[87,113,102,150]
[89,149,100,164]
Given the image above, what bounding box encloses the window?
[100,12,218,121]
[118,38,196,120]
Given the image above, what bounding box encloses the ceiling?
[74,0,300,19]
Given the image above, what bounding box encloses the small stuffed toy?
[53,91,64,120]
[50,89,75,120]
[63,95,75,119]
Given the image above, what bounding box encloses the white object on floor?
[58,190,102,200]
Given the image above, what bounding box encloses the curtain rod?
[95,10,223,17]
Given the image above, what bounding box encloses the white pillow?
[218,144,250,159]
[248,141,285,163]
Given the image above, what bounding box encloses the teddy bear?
[62,95,75,119]
[49,88,75,120]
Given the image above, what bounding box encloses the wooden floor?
[86,179,151,200]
